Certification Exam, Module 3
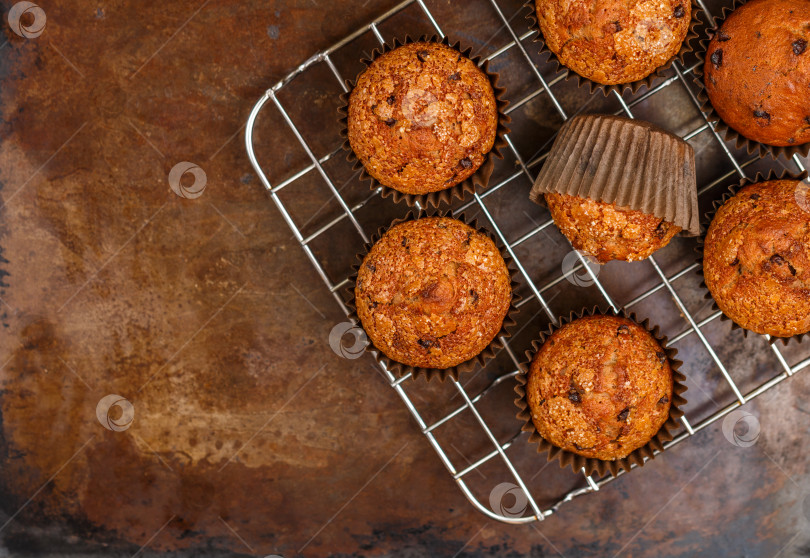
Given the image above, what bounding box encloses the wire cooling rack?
[245,0,810,523]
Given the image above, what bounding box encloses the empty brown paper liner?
[529,114,700,235]
[338,35,511,208]
[694,0,810,160]
[696,169,810,345]
[524,0,702,96]
[345,210,520,382]
[514,307,688,478]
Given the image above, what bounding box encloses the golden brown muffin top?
[703,180,810,338]
[527,315,673,461]
[355,217,511,370]
[703,0,810,147]
[347,42,498,195]
[546,193,681,263]
[536,0,691,85]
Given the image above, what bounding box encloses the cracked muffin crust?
[526,315,673,461]
[347,42,499,195]
[703,179,810,338]
[704,0,810,147]
[536,0,691,85]
[546,193,681,263]
[355,217,511,369]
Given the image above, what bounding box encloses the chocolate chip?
[674,5,685,18]
[789,138,797,144]
[750,193,761,200]
[659,395,669,405]
[753,109,771,124]
[384,117,397,127]
[448,72,461,81]
[711,49,723,69]
[386,95,396,105]
[470,289,479,303]
[730,257,740,266]
[370,300,378,309]
[416,50,429,63]
[417,338,433,349]
[805,116,810,126]
[654,220,667,239]
[401,237,408,247]
[788,262,797,276]
[459,157,473,169]
[656,351,667,363]
[611,20,622,33]
[617,407,630,421]
[568,391,582,403]
[718,30,731,42]
[365,263,376,272]
[771,254,785,265]
[793,39,807,55]
[538,398,545,406]
[617,324,630,335]
[573,443,585,451]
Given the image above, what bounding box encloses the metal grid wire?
[245,0,810,523]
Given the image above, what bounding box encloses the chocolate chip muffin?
[703,179,810,338]
[526,314,673,461]
[703,0,810,147]
[347,42,499,195]
[536,0,692,85]
[546,193,681,263]
[355,217,511,369]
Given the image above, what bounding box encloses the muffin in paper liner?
[514,307,688,478]
[337,35,511,208]
[345,210,520,382]
[524,0,703,97]
[529,114,700,236]
[696,169,810,345]
[694,0,810,161]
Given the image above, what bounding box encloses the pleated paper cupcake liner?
[529,114,700,236]
[514,306,687,478]
[524,0,702,97]
[694,0,810,160]
[345,209,520,382]
[338,35,511,208]
[695,169,810,345]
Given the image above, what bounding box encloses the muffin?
[703,0,810,147]
[526,314,673,461]
[546,193,681,263]
[703,179,810,338]
[347,42,499,195]
[355,216,511,369]
[535,0,692,85]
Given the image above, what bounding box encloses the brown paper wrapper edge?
[529,114,700,236]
